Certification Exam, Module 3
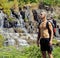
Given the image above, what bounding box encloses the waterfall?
[0,10,5,28]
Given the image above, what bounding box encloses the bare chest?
[39,22,46,29]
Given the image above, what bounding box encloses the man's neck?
[42,18,47,22]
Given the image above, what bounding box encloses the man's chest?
[39,22,47,29]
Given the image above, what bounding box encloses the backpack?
[46,21,56,38]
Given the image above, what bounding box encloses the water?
[25,6,31,21]
[17,39,29,46]
[0,9,37,47]
[2,33,29,47]
[19,14,24,27]
[0,10,32,33]
[4,38,15,46]
[0,11,5,28]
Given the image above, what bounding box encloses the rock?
[17,39,29,46]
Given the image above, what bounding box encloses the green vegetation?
[0,0,60,16]
[52,39,58,45]
[58,15,60,20]
[8,17,15,22]
[53,47,60,58]
[40,0,60,6]
[24,18,29,22]
[0,0,11,15]
[0,34,4,47]
[0,45,60,58]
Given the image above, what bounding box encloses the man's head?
[40,11,47,19]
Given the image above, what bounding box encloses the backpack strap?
[46,21,51,39]
[38,21,42,28]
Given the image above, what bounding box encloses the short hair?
[40,10,47,17]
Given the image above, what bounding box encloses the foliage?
[0,45,60,58]
[0,0,14,16]
[58,15,60,20]
[40,0,60,6]
[53,47,60,58]
[0,34,4,47]
[0,0,9,15]
[52,39,58,45]
[18,0,25,8]
[0,46,22,58]
[8,17,15,22]
[24,18,29,22]
[23,45,41,58]
[0,46,41,58]
[0,0,60,16]
[0,0,19,16]
[30,0,39,3]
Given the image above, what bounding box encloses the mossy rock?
[8,17,15,22]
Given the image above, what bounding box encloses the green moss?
[0,34,4,47]
[8,17,15,22]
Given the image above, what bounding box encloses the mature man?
[37,11,53,58]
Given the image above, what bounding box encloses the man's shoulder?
[47,21,51,24]
[46,21,53,29]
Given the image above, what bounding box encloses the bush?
[0,46,24,58]
[52,39,58,45]
[53,47,60,58]
[0,45,60,58]
[0,46,41,58]
[58,15,60,20]
[0,34,4,47]
[23,45,41,58]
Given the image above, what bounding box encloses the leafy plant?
[58,15,60,20]
[0,45,60,58]
[0,34,4,47]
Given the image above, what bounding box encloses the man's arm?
[37,27,40,47]
[48,22,53,45]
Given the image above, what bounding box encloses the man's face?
[40,12,45,19]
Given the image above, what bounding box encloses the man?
[37,11,53,58]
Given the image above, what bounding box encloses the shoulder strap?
[46,21,51,39]
[38,21,42,28]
